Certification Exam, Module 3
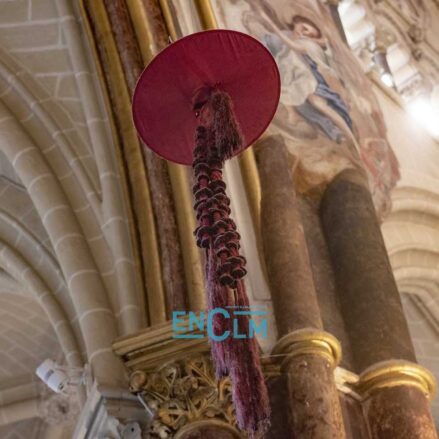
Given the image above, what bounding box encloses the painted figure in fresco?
[224,0,400,215]
[263,14,357,147]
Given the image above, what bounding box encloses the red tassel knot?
[191,90,270,438]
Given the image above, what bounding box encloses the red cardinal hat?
[132,29,280,438]
[132,29,280,165]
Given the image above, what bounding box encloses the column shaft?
[256,136,322,334]
[256,135,346,439]
[365,386,437,439]
[320,169,437,438]
[83,0,188,318]
[320,169,415,369]
[285,354,345,438]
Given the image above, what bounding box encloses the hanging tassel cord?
[192,90,270,437]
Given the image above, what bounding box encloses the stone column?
[82,0,189,320]
[256,136,322,334]
[256,135,346,439]
[320,169,438,439]
[359,361,437,439]
[298,195,355,370]
[125,0,206,313]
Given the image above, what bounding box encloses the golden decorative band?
[272,329,342,369]
[357,360,437,400]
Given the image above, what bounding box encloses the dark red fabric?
[132,29,280,165]
[192,91,270,437]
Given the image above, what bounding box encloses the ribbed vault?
[0,0,147,436]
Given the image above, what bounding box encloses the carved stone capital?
[130,354,240,438]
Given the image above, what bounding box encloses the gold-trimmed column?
[320,169,417,368]
[273,329,342,369]
[357,361,438,439]
[256,135,346,438]
[320,168,438,438]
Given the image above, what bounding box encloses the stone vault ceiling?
[0,0,143,436]
[0,294,60,381]
[0,418,44,439]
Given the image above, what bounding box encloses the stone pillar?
[82,0,189,321]
[125,0,206,313]
[298,195,355,370]
[320,169,438,438]
[256,136,322,334]
[358,360,437,439]
[256,135,346,439]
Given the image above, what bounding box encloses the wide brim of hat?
[132,29,280,165]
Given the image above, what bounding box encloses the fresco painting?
[213,0,400,215]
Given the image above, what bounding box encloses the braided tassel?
[192,90,270,437]
[193,126,230,377]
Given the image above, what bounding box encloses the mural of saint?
[264,14,355,147]
[212,0,400,215]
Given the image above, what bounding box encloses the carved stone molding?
[115,320,277,437]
